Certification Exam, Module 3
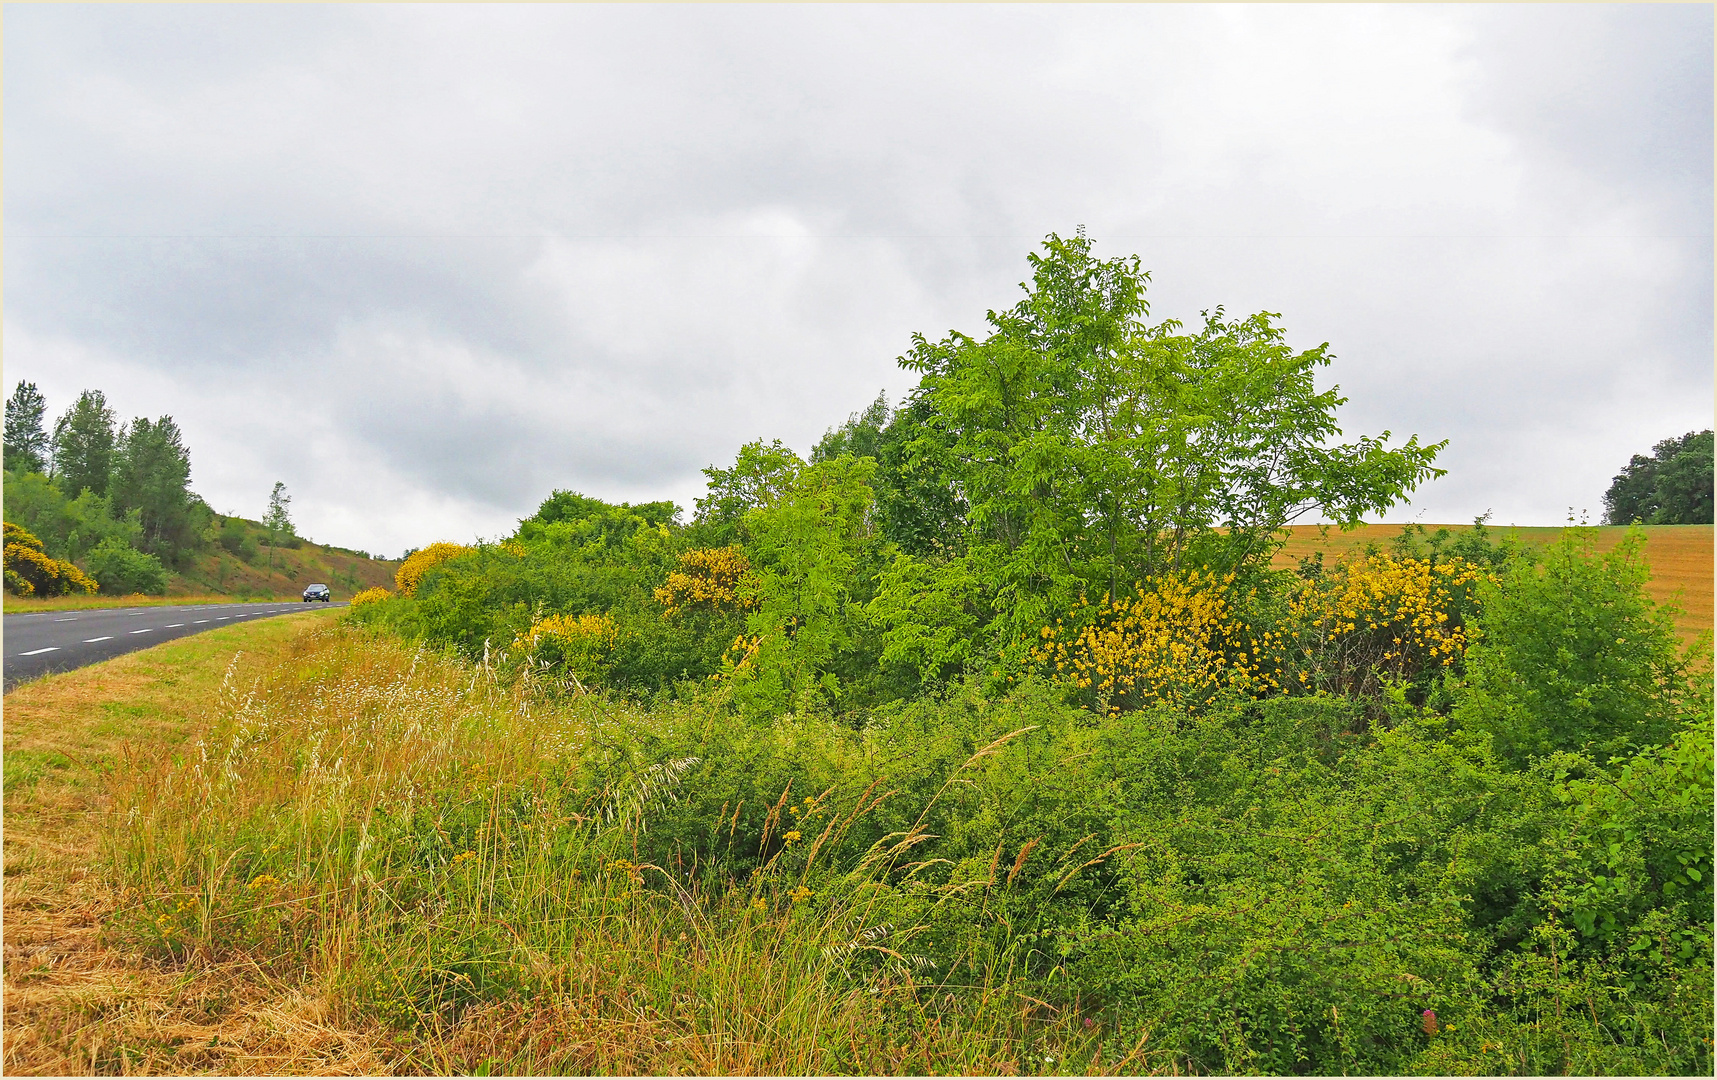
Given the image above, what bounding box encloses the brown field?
[1274,523,1713,646]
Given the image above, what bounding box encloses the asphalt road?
[3,600,346,692]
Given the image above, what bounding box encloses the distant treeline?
[3,383,302,595]
[1604,429,1713,526]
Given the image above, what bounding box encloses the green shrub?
[83,536,170,595]
[1454,526,1700,766]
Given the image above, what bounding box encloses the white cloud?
[5,5,1708,552]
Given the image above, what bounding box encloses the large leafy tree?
[885,231,1445,644]
[1603,430,1714,525]
[111,416,196,559]
[4,382,50,475]
[51,390,118,499]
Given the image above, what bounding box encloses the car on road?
[303,584,332,602]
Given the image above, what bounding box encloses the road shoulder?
[1,608,389,1074]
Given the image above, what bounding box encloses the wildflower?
[783,830,802,843]
[752,897,767,912]
[1422,1009,1437,1035]
[789,885,813,903]
[451,850,477,865]
[246,874,282,891]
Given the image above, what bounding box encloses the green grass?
[7,615,1114,1075]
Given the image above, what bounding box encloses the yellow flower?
[783,830,802,843]
[451,850,477,865]
[788,885,813,903]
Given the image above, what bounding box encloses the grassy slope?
[170,532,398,602]
[5,526,398,612]
[1274,523,1713,645]
[0,610,403,1075]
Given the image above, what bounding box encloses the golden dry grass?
[4,594,246,614]
[1274,524,1713,645]
[1,610,406,1075]
[5,615,1122,1077]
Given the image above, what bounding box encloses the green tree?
[693,439,806,542]
[0,469,141,562]
[112,416,197,562]
[1604,430,1714,525]
[263,481,294,568]
[730,451,884,714]
[887,230,1445,648]
[811,391,890,463]
[4,382,50,475]
[50,389,118,499]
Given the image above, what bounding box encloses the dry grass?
[1,610,404,1075]
[4,594,253,614]
[1274,523,1713,645]
[5,615,1122,1076]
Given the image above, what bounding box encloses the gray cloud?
[5,5,1710,554]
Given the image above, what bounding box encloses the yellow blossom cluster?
[394,542,473,596]
[511,611,620,683]
[711,633,765,681]
[349,586,391,608]
[512,612,619,653]
[1029,569,1271,713]
[655,546,757,616]
[1276,554,1487,695]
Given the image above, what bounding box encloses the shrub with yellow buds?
[512,611,621,684]
[3,521,98,597]
[1030,569,1268,714]
[349,586,391,608]
[394,541,473,597]
[1276,553,1487,697]
[655,546,757,616]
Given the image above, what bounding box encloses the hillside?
[1274,522,1713,645]
[170,514,398,600]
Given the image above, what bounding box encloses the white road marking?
[54,617,78,622]
[83,636,114,643]
[193,620,209,624]
[216,616,231,620]
[18,647,60,656]
[166,623,185,628]
[129,628,154,635]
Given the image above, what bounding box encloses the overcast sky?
[6,4,1711,557]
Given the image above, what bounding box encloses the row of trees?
[6,384,202,561]
[4,382,301,595]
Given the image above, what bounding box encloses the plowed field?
[1272,524,1712,646]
